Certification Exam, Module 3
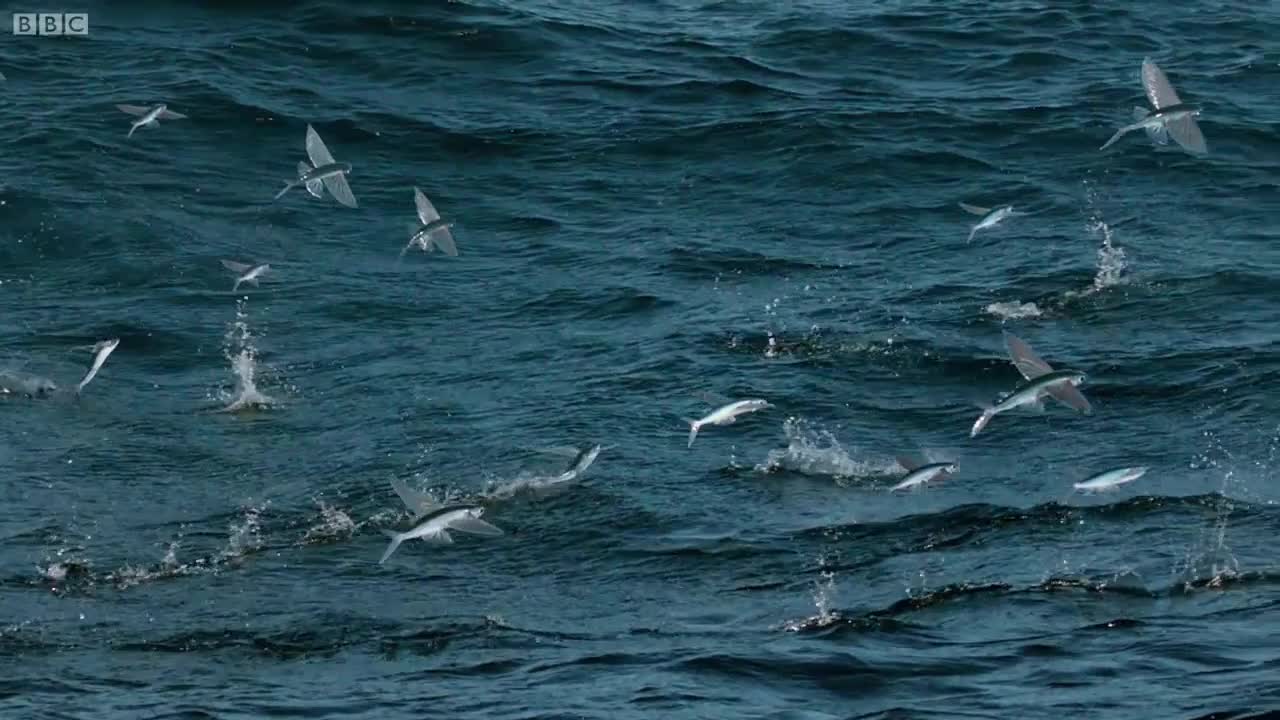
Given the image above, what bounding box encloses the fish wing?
[1003,331,1055,380]
[1141,58,1182,110]
[1134,107,1169,145]
[1047,384,1092,414]
[1166,114,1208,155]
[896,455,920,472]
[221,259,253,274]
[391,477,437,518]
[959,202,990,216]
[116,104,151,117]
[425,226,457,256]
[695,390,733,407]
[446,514,504,537]
[157,108,186,120]
[322,172,358,208]
[414,187,441,225]
[305,124,336,166]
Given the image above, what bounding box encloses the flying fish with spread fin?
[117,103,187,139]
[1100,58,1208,155]
[401,187,457,257]
[970,332,1092,436]
[221,260,270,292]
[274,124,358,208]
[378,507,503,564]
[959,203,1024,243]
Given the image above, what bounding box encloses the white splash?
[984,300,1042,320]
[301,501,357,544]
[485,470,572,501]
[219,299,276,412]
[756,417,897,481]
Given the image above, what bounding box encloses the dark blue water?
[3,1,1280,717]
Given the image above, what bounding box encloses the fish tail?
[683,418,700,448]
[127,123,137,139]
[970,407,995,437]
[1099,127,1129,151]
[378,530,405,565]
[273,181,295,201]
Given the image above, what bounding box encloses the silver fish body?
[76,338,120,395]
[378,506,503,564]
[1073,466,1148,492]
[117,103,187,139]
[891,461,957,492]
[970,369,1087,437]
[685,398,771,448]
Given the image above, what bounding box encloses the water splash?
[778,550,844,632]
[1085,218,1129,293]
[300,501,357,544]
[218,298,276,412]
[485,469,574,501]
[755,417,897,481]
[222,503,265,561]
[983,300,1042,320]
[1177,431,1241,588]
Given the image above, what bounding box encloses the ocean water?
[3,1,1280,717]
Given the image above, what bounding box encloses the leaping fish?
[274,124,358,208]
[401,187,457,257]
[117,103,187,139]
[1003,331,1093,415]
[1100,58,1207,155]
[891,455,957,492]
[221,260,270,292]
[76,338,119,395]
[684,398,771,448]
[971,369,1088,437]
[1073,465,1148,492]
[552,444,604,483]
[959,203,1023,243]
[378,507,503,564]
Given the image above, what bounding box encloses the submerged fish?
[117,103,187,139]
[891,455,957,492]
[275,124,357,208]
[971,369,1088,437]
[76,338,119,395]
[221,260,270,292]
[378,507,503,564]
[1100,58,1208,155]
[684,398,771,448]
[1073,466,1148,492]
[0,370,58,398]
[401,187,457,257]
[959,203,1022,243]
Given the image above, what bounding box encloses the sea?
[2,1,1280,718]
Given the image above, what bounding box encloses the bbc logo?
[12,13,89,36]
